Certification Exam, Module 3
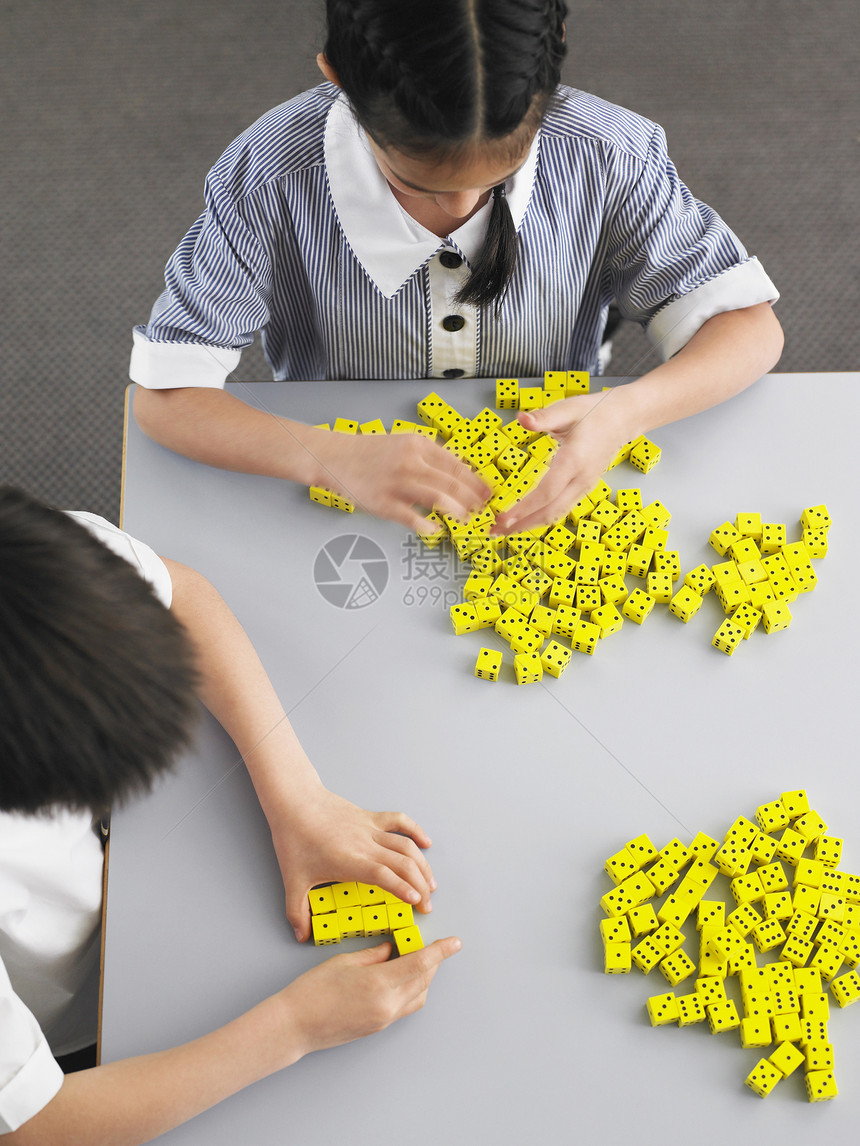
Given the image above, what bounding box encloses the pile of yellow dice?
[700,508,831,654]
[308,373,670,684]
[600,790,860,1101]
[306,375,830,676]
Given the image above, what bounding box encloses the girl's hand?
[266,784,436,942]
[313,431,491,533]
[491,392,635,534]
[280,937,462,1060]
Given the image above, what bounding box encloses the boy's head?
[0,486,199,817]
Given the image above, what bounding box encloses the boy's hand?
[491,392,633,534]
[313,431,491,533]
[280,937,462,1059]
[266,785,436,942]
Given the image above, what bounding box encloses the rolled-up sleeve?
[130,170,274,389]
[0,966,63,1134]
[606,124,778,360]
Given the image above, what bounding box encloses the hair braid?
[323,0,568,311]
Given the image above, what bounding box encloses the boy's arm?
[162,558,435,941]
[5,939,460,1146]
[491,302,784,533]
[133,387,490,534]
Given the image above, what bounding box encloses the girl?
[131,0,782,534]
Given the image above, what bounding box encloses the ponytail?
[454,184,518,315]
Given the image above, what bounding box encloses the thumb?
[343,941,394,966]
[518,401,576,435]
[286,890,312,944]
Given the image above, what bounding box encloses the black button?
[439,251,462,269]
[442,368,465,378]
[442,314,466,332]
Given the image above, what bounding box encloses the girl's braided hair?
[323,0,568,311]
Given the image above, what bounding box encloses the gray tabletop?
[104,374,860,1142]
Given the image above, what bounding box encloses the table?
[103,374,860,1142]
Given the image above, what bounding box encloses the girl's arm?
[162,557,435,941]
[5,939,460,1146]
[133,387,490,534]
[491,302,785,533]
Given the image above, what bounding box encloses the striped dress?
[131,83,777,388]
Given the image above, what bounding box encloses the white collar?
[324,93,540,299]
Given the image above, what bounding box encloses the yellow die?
[331,881,362,908]
[621,588,655,625]
[615,487,642,512]
[604,942,632,973]
[357,883,386,906]
[308,885,336,915]
[745,1058,782,1098]
[312,914,342,945]
[474,647,503,681]
[393,925,425,956]
[386,902,415,930]
[540,640,573,678]
[735,512,763,539]
[591,603,624,638]
[362,905,389,936]
[337,907,365,938]
[669,586,703,623]
[570,619,600,653]
[712,619,744,655]
[646,992,679,1026]
[646,571,673,604]
[565,370,590,395]
[514,651,543,684]
[495,377,520,410]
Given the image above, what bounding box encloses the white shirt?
[0,514,171,1135]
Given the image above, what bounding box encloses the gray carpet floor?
[2,0,858,523]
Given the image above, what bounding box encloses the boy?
[0,486,459,1142]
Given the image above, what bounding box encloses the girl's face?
[316,52,533,226]
[367,136,531,225]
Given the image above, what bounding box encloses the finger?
[500,445,604,532]
[501,488,587,535]
[426,446,492,499]
[381,938,462,1016]
[399,505,452,534]
[336,941,394,968]
[375,829,436,894]
[492,476,568,534]
[386,471,489,532]
[375,811,433,850]
[413,438,486,492]
[372,489,469,535]
[371,845,434,907]
[498,492,572,534]
[396,937,462,982]
[519,396,586,435]
[429,441,493,494]
[428,471,491,520]
[362,857,428,910]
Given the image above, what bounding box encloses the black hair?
[324,0,568,312]
[0,486,199,816]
